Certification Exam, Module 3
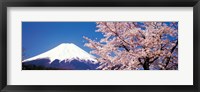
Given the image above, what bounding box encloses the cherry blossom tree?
[84,22,178,70]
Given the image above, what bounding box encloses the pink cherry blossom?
[84,22,178,70]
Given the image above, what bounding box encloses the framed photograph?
[0,0,199,92]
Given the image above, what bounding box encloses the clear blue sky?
[22,22,103,59]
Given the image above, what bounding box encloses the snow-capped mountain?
[22,43,99,70]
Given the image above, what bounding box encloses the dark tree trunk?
[143,58,150,70]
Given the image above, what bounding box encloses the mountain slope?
[22,43,99,70]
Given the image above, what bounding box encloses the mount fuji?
[22,43,99,70]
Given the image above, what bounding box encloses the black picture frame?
[0,0,199,92]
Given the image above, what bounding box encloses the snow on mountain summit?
[23,43,97,64]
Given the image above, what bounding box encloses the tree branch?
[164,41,178,69]
[104,22,132,51]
